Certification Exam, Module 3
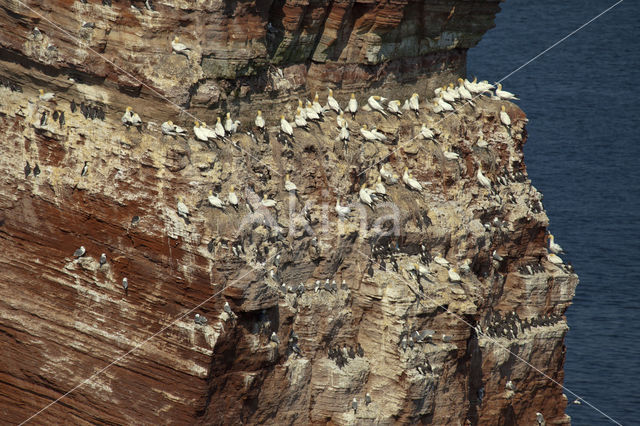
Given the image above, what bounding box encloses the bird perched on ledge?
[38,89,55,102]
[171,36,191,56]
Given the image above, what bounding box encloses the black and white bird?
[99,253,107,267]
[270,332,280,345]
[74,246,86,257]
[122,277,128,291]
[81,161,89,177]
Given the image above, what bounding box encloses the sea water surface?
[467,0,639,424]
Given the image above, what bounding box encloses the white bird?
[337,125,350,144]
[380,165,398,184]
[193,122,209,142]
[477,167,492,190]
[171,36,191,55]
[476,134,488,148]
[280,115,293,136]
[122,277,128,290]
[414,263,430,278]
[495,83,519,100]
[177,197,190,218]
[409,93,420,116]
[73,246,86,257]
[224,112,235,134]
[536,412,545,426]
[448,268,462,283]
[305,101,321,121]
[548,253,564,265]
[464,77,478,93]
[99,253,107,266]
[367,95,387,116]
[261,194,277,208]
[297,100,307,119]
[161,120,177,136]
[208,190,225,209]
[352,398,358,413]
[121,106,139,126]
[359,184,374,207]
[432,99,443,114]
[347,93,358,118]
[387,100,402,116]
[443,150,460,160]
[374,176,386,198]
[370,127,387,142]
[255,110,265,130]
[327,89,341,113]
[337,111,348,129]
[174,123,188,136]
[433,254,450,267]
[38,89,55,101]
[447,83,461,100]
[223,301,235,318]
[500,105,511,128]
[214,117,226,138]
[360,125,377,142]
[294,108,309,130]
[441,86,456,103]
[437,94,454,112]
[312,92,325,116]
[228,185,239,209]
[402,167,422,192]
[457,78,473,101]
[200,122,218,140]
[477,80,495,93]
[284,174,297,192]
[420,124,434,140]
[365,393,371,405]
[547,234,565,254]
[335,197,351,217]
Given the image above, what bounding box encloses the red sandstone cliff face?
[0,1,576,425]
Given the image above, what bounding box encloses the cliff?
[0,0,577,424]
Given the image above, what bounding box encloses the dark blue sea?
[467,0,639,424]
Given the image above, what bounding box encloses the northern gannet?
[359,184,374,207]
[312,92,324,116]
[121,106,134,126]
[208,190,225,209]
[447,82,461,100]
[177,197,190,218]
[402,167,422,192]
[464,77,479,94]
[335,197,351,217]
[432,99,443,114]
[347,93,358,118]
[337,111,348,129]
[337,125,349,144]
[387,100,402,116]
[414,263,430,278]
[360,125,377,142]
[420,124,434,140]
[224,112,234,134]
[374,176,387,198]
[305,101,321,121]
[193,121,209,142]
[380,165,398,184]
[433,254,449,267]
[255,110,265,130]
[215,117,226,138]
[547,234,565,254]
[500,105,511,128]
[228,185,239,210]
[162,120,177,136]
[367,95,387,116]
[261,194,277,208]
[38,89,55,101]
[174,123,188,136]
[284,174,297,192]
[74,246,86,257]
[477,80,495,93]
[171,36,191,55]
[495,83,519,100]
[297,100,307,119]
[476,134,488,148]
[437,94,454,112]
[294,108,309,130]
[370,127,387,142]
[128,107,142,127]
[443,150,460,160]
[448,267,462,283]
[327,89,341,113]
[200,122,218,140]
[441,86,456,103]
[280,115,293,136]
[409,93,420,116]
[457,78,473,101]
[477,167,492,190]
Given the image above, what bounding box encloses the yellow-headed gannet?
[347,93,358,118]
[433,254,450,267]
[477,79,495,93]
[464,77,479,94]
[380,164,398,184]
[547,234,565,254]
[200,122,218,140]
[327,89,341,113]
[215,117,226,138]
[335,197,351,217]
[337,125,349,143]
[261,194,277,208]
[477,167,492,189]
[441,86,456,103]
[174,123,188,136]
[294,108,309,130]
[402,167,422,192]
[193,121,209,142]
[495,83,518,100]
[360,124,377,142]
[548,253,564,265]
[447,82,461,100]
[284,174,297,192]
[162,120,177,136]
[414,262,430,278]
[448,267,462,283]
[457,78,473,101]
[387,100,402,116]
[443,150,460,160]
[359,184,374,207]
[38,89,55,101]
[371,127,387,142]
[177,197,190,218]
[208,190,225,209]
[280,115,293,136]
[312,92,324,116]
[409,93,420,116]
[297,99,307,119]
[500,105,511,127]
[437,94,454,112]
[305,101,320,121]
[420,123,434,140]
[367,95,387,116]
[432,99,443,114]
[224,112,234,134]
[228,186,239,209]
[337,111,348,129]
[476,134,488,148]
[374,176,387,198]
[255,110,265,130]
[171,36,191,55]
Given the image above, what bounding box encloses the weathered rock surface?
[0,0,577,425]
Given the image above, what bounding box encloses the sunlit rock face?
[0,1,575,424]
